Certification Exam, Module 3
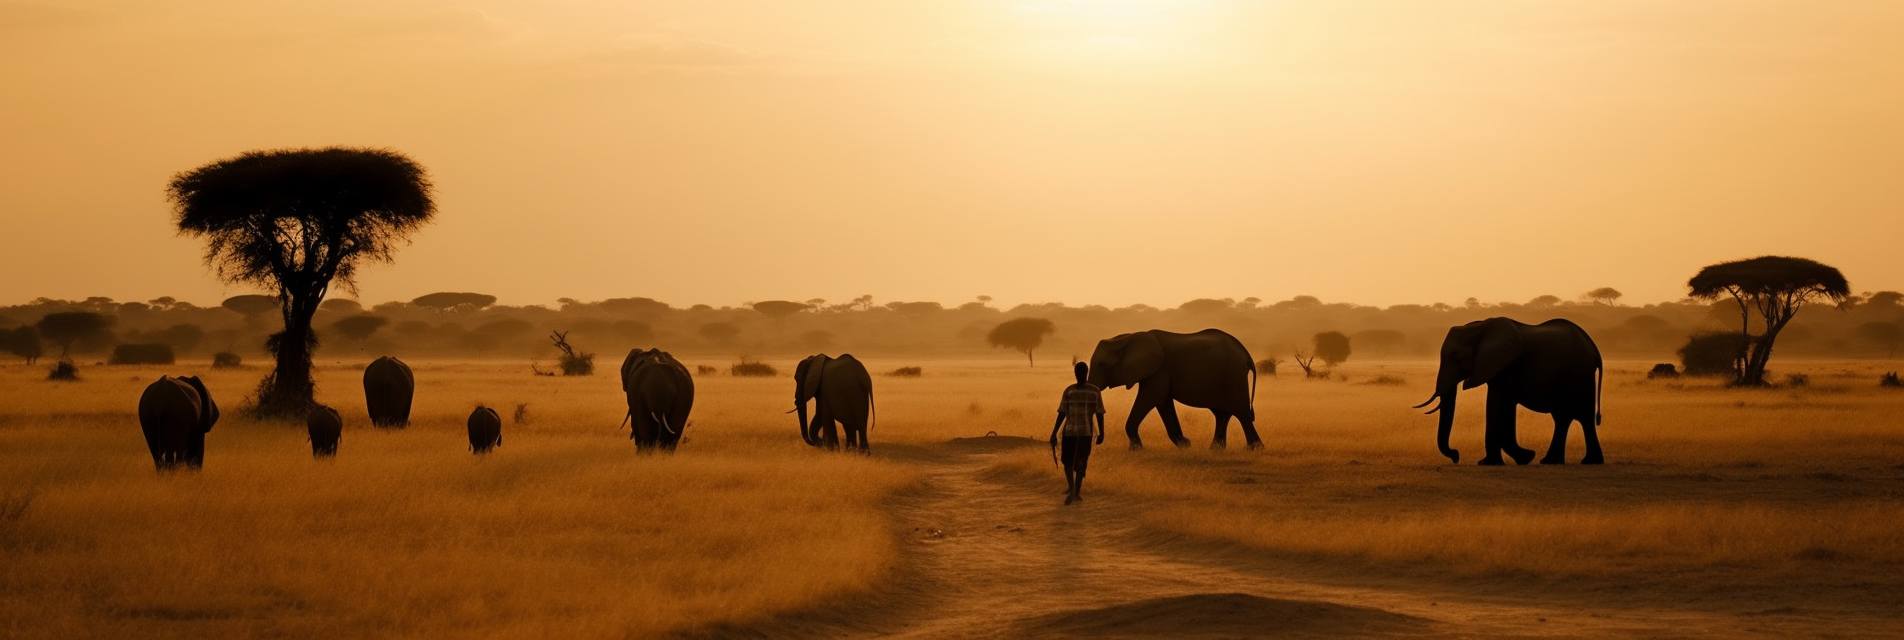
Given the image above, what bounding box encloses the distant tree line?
[5,285,1899,367]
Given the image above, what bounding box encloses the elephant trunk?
[1435,388,1459,464]
[796,402,817,446]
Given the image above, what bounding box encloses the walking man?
[1049,361,1105,505]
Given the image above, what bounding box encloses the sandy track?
[694,438,1889,639]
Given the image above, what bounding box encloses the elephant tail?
[868,387,876,431]
[1595,361,1604,426]
[1248,359,1258,408]
[619,411,631,431]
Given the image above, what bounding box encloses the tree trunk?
[254,289,323,420]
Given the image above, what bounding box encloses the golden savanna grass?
[993,360,1904,604]
[4,357,1904,636]
[0,361,916,638]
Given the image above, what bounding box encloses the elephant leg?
[1123,398,1156,450]
[1210,412,1231,450]
[187,431,206,469]
[1540,414,1571,464]
[1581,418,1605,464]
[1156,402,1191,449]
[1480,391,1514,465]
[817,408,841,450]
[1237,410,1265,450]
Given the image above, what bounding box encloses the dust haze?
[5,1,1904,638]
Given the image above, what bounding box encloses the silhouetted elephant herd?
[134,318,1607,471]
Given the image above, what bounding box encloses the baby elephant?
[468,405,502,454]
[307,405,342,458]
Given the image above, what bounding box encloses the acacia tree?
[411,292,496,312]
[986,317,1055,366]
[3,326,44,364]
[171,147,435,418]
[1689,256,1849,386]
[752,300,811,320]
[1583,287,1624,305]
[36,311,114,359]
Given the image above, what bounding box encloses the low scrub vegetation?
[109,343,175,365]
[731,357,777,377]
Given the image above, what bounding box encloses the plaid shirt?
[1057,383,1105,437]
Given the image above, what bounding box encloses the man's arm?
[1050,410,1066,444]
[1093,391,1107,444]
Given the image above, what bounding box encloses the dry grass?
[992,359,1904,591]
[0,360,914,638]
[5,356,1904,636]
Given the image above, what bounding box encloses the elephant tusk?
[785,407,798,414]
[1411,394,1439,409]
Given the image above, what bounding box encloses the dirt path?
[829,438,1835,640]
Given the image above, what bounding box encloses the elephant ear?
[1117,332,1166,387]
[800,355,829,402]
[621,348,647,391]
[1463,318,1524,389]
[181,376,218,432]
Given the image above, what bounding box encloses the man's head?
[1073,361,1088,384]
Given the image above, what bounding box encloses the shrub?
[696,365,719,376]
[731,357,777,377]
[889,366,923,377]
[1313,331,1352,366]
[1647,363,1680,379]
[1784,373,1809,387]
[47,360,79,381]
[1882,372,1901,388]
[560,353,595,376]
[1360,375,1406,386]
[109,343,176,365]
[1678,332,1749,377]
[549,330,593,376]
[212,352,244,368]
[1256,357,1280,376]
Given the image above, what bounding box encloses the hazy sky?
[3,0,1899,309]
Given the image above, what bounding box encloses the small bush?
[1256,357,1280,376]
[549,330,593,376]
[47,360,79,381]
[513,403,530,424]
[731,357,777,377]
[889,366,923,377]
[109,343,176,365]
[559,353,595,376]
[1784,373,1809,387]
[1360,375,1406,386]
[1647,363,1680,379]
[1881,372,1901,387]
[696,365,719,376]
[212,352,243,368]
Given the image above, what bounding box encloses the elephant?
[620,348,695,452]
[307,405,342,458]
[1087,329,1261,450]
[363,356,414,428]
[137,375,219,470]
[468,405,502,454]
[1414,317,1604,465]
[793,354,874,453]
